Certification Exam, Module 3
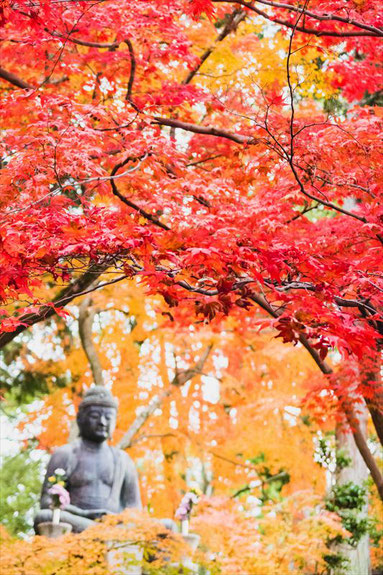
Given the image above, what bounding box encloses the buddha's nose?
[99,414,107,426]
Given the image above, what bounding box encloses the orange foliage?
[19,280,330,520]
[0,501,348,575]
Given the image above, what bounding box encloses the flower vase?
[52,508,61,525]
[181,519,189,536]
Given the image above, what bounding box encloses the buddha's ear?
[109,412,117,437]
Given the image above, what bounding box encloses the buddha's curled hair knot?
[78,386,118,411]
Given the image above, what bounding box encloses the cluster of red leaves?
[0,0,382,392]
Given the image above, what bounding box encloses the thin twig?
[110,156,171,231]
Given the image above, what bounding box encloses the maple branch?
[0,260,112,349]
[298,333,383,500]
[211,451,263,472]
[171,273,381,334]
[0,67,33,90]
[154,117,259,146]
[279,16,369,225]
[254,0,383,36]
[289,176,367,222]
[215,0,383,36]
[53,272,129,301]
[285,202,320,223]
[129,432,176,446]
[117,344,212,449]
[359,355,383,448]
[48,30,120,49]
[78,296,105,387]
[211,452,290,492]
[241,291,383,499]
[184,8,246,84]
[117,388,173,450]
[289,160,376,202]
[125,38,138,110]
[168,8,246,139]
[213,0,383,37]
[110,157,171,231]
[14,6,122,49]
[262,279,380,319]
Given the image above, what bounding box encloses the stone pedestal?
[36,521,72,538]
[107,541,143,575]
[181,533,200,574]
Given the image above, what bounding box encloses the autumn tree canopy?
[2,281,382,573]
[1,0,383,532]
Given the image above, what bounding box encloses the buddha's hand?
[62,504,110,519]
[84,509,110,519]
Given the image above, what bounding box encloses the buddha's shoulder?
[50,443,76,459]
[112,447,136,468]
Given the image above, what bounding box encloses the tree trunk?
[78,296,105,387]
[333,404,371,575]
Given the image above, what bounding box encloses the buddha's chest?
[69,448,115,489]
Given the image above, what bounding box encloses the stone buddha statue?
[34,386,142,533]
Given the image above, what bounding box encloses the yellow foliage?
[188,14,338,106]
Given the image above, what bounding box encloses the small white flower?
[54,468,66,476]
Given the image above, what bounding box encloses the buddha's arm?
[121,454,142,510]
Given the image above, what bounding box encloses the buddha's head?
[77,387,118,443]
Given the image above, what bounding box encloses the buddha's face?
[77,405,117,443]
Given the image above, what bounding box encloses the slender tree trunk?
[78,296,105,387]
[333,404,371,575]
[69,296,104,442]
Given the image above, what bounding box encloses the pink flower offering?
[175,504,189,521]
[175,489,200,521]
[48,484,70,508]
